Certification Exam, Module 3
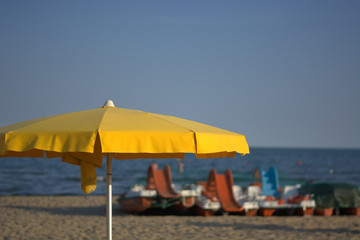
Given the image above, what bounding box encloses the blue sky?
[0,1,359,149]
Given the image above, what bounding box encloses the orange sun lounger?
[202,169,243,212]
[146,163,181,198]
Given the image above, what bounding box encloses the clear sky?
[0,0,359,149]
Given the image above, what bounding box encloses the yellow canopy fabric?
[0,105,249,193]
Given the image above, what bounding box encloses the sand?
[1,196,360,240]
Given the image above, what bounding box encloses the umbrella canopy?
[0,100,249,193]
[0,100,249,239]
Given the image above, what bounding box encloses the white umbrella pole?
[106,153,112,240]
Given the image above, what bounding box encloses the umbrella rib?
[144,112,198,152]
[146,112,197,132]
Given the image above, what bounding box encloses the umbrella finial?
[103,100,115,108]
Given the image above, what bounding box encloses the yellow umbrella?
[0,100,249,239]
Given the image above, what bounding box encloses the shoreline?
[1,196,360,240]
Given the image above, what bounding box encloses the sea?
[0,148,359,196]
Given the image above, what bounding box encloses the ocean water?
[0,148,359,196]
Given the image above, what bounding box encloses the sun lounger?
[147,163,181,198]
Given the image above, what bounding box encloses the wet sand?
[1,196,360,240]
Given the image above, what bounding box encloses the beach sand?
[1,196,360,240]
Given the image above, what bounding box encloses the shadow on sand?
[5,204,126,217]
[191,221,360,235]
